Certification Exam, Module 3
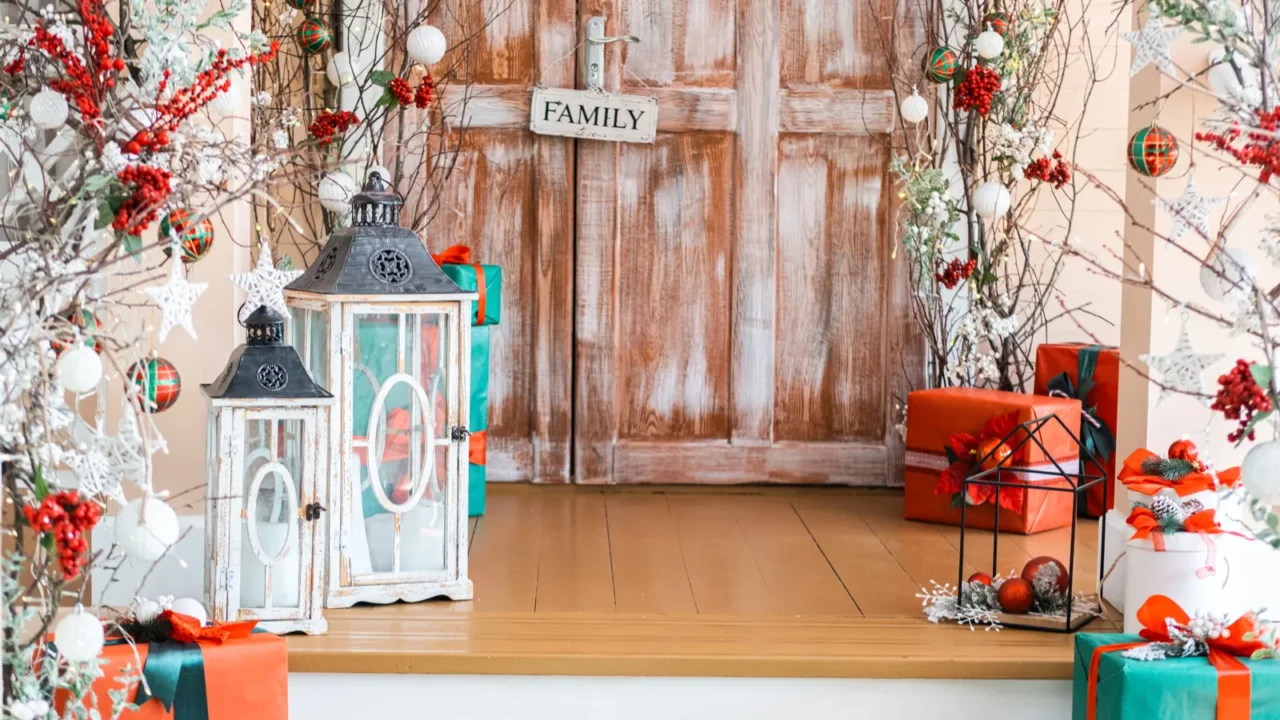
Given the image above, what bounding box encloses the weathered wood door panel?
[431,0,576,483]
[574,0,919,484]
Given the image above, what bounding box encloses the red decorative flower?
[23,491,101,579]
[389,77,413,106]
[308,109,360,147]
[1210,359,1273,443]
[1022,151,1071,189]
[953,66,1001,117]
[935,410,1025,511]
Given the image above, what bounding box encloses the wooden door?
[573,0,920,484]
[431,0,577,484]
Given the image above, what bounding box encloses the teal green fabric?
[468,462,486,517]
[470,325,490,432]
[135,641,208,720]
[441,263,502,327]
[1072,633,1280,720]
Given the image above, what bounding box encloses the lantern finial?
[244,304,287,347]
[351,171,404,227]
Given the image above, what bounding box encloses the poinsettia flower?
[950,433,979,457]
[937,461,969,495]
[996,484,1026,513]
[981,411,1020,444]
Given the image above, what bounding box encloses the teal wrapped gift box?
[1073,633,1280,720]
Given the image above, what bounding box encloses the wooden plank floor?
[289,485,1115,679]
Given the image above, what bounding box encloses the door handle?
[584,17,640,91]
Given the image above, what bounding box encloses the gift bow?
[1119,448,1240,496]
[1125,506,1234,577]
[1045,345,1116,467]
[121,612,258,720]
[1088,596,1264,720]
[431,244,486,325]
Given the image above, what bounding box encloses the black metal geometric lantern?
[202,305,334,634]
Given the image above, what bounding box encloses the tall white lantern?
[284,172,475,607]
[203,305,334,634]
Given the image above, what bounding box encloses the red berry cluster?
[389,77,413,106]
[414,75,435,109]
[1211,359,1274,443]
[1022,151,1071,189]
[4,53,24,74]
[935,257,977,289]
[953,66,1001,117]
[308,110,360,147]
[23,491,102,579]
[1196,106,1280,182]
[113,164,173,236]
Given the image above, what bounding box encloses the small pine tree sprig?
[1140,456,1199,481]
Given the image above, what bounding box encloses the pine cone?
[1150,495,1185,525]
[1182,499,1206,516]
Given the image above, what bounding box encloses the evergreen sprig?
[1140,456,1198,481]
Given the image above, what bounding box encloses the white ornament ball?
[407,25,447,66]
[975,29,1005,59]
[318,171,358,213]
[1200,246,1256,302]
[367,164,392,184]
[54,609,104,662]
[1242,439,1280,505]
[134,598,162,623]
[973,181,1012,219]
[169,597,208,624]
[207,79,240,118]
[900,87,929,124]
[55,345,103,394]
[29,87,69,130]
[115,496,180,563]
[326,51,360,87]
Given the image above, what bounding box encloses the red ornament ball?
[1021,556,1070,594]
[1167,438,1200,464]
[967,572,994,586]
[126,356,182,413]
[977,437,1013,471]
[997,577,1035,614]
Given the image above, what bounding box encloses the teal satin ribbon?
[1046,344,1116,468]
[134,641,209,720]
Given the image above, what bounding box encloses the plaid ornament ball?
[127,356,182,413]
[50,307,103,355]
[924,46,959,83]
[160,208,214,263]
[1128,125,1179,177]
[296,17,332,55]
[985,12,1011,35]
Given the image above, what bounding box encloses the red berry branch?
[935,257,977,289]
[113,164,173,236]
[1022,151,1071,189]
[953,66,1001,117]
[1196,106,1280,182]
[23,490,102,579]
[389,77,413,106]
[1211,359,1274,443]
[308,109,360,147]
[414,75,435,108]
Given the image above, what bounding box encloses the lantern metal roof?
[201,305,333,401]
[284,172,465,297]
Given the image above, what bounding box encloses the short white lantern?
[973,181,1011,219]
[29,87,68,130]
[285,172,475,607]
[1200,246,1256,302]
[318,172,358,214]
[975,28,1005,59]
[203,305,334,634]
[407,25,447,66]
[326,51,360,87]
[900,87,929,124]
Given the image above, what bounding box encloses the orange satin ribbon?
[1088,595,1263,720]
[469,430,486,466]
[1119,449,1241,496]
[1125,506,1167,550]
[163,610,257,645]
[432,244,485,325]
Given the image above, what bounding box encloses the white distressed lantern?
[284,172,475,607]
[203,305,334,634]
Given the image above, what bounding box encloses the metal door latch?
[584,17,640,91]
[451,426,471,442]
[304,503,326,522]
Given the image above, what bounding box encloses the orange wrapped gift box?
[1034,343,1120,518]
[58,632,288,720]
[904,387,1083,534]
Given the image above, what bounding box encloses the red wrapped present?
[904,387,1083,534]
[1034,343,1120,517]
[57,613,288,720]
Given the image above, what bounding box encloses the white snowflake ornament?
[1140,312,1225,405]
[1123,15,1182,78]
[1153,174,1225,242]
[143,254,207,342]
[229,241,302,320]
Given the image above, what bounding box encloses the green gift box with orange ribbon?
[432,244,502,327]
[466,325,490,516]
[1073,597,1280,720]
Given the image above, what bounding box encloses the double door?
[433,0,920,484]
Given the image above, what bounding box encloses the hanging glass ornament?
[924,47,959,83]
[407,25,448,66]
[1128,125,1179,177]
[160,209,215,263]
[318,171,359,213]
[50,307,102,355]
[127,355,182,413]
[115,496,180,562]
[296,17,332,55]
[286,0,313,8]
[55,345,104,393]
[900,87,929,124]
[976,28,1005,59]
[973,181,1011,219]
[54,607,104,662]
[29,87,68,129]
[985,12,1011,36]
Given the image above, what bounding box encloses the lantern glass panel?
[289,307,329,388]
[239,417,305,610]
[350,310,452,575]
